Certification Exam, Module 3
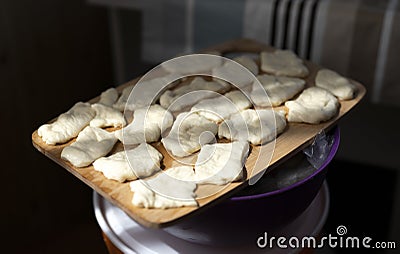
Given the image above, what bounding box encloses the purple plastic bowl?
[163,127,340,246]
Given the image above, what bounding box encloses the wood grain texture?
[32,39,366,228]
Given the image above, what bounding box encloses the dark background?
[1,1,112,253]
[1,0,399,253]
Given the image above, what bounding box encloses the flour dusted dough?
[161,112,218,157]
[191,90,251,123]
[260,50,309,78]
[250,74,305,107]
[90,103,126,128]
[38,102,95,145]
[98,88,118,106]
[233,56,259,75]
[115,105,173,145]
[159,77,229,112]
[93,143,163,182]
[218,109,287,145]
[315,69,356,100]
[130,169,198,209]
[285,87,340,124]
[195,141,249,185]
[61,126,117,167]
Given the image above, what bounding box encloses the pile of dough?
[233,56,259,76]
[130,168,198,209]
[159,77,230,112]
[195,141,249,185]
[315,69,356,100]
[90,103,126,128]
[61,126,117,167]
[212,60,256,90]
[218,109,287,145]
[161,112,218,157]
[93,143,163,182]
[250,74,305,107]
[260,50,309,78]
[38,102,95,145]
[115,105,173,145]
[191,90,252,123]
[97,88,118,107]
[113,85,134,111]
[285,87,340,124]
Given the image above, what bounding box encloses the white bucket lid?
[93,181,330,254]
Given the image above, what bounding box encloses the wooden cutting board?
[32,39,365,228]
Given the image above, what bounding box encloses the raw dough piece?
[113,85,134,111]
[93,143,163,182]
[250,74,305,107]
[315,69,356,100]
[61,126,117,167]
[233,56,259,75]
[260,50,309,78]
[285,87,340,124]
[38,102,95,145]
[126,74,180,111]
[90,103,126,128]
[161,112,218,157]
[164,166,197,182]
[159,77,229,112]
[212,60,256,90]
[191,90,251,123]
[218,109,287,145]
[98,88,118,106]
[130,168,198,209]
[115,105,173,145]
[162,54,222,74]
[195,141,249,185]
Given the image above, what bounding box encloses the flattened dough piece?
[90,103,126,128]
[191,90,251,123]
[93,143,163,182]
[285,87,340,124]
[115,104,173,145]
[113,85,134,111]
[212,60,255,90]
[159,77,229,112]
[130,169,198,209]
[233,56,259,75]
[164,166,197,182]
[250,74,305,107]
[195,141,250,185]
[61,126,117,167]
[218,109,287,145]
[161,112,218,157]
[315,69,356,100]
[98,88,118,106]
[38,102,95,145]
[260,50,309,78]
[126,74,180,111]
[162,54,222,74]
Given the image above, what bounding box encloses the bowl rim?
[230,126,340,201]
